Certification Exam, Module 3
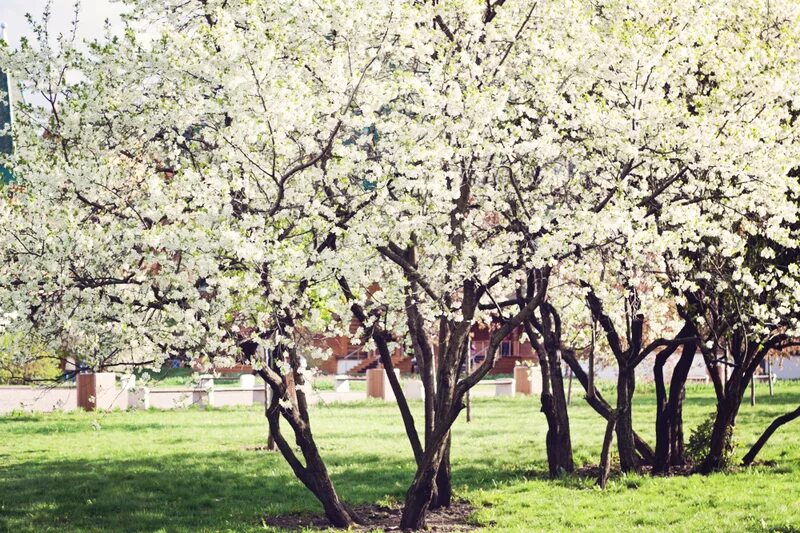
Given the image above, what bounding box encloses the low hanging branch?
[741,405,800,466]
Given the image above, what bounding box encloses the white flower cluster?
[0,0,798,371]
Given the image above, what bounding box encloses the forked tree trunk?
[526,309,574,477]
[264,392,358,527]
[561,349,654,464]
[255,335,358,529]
[698,333,791,473]
[654,335,696,473]
[742,406,800,466]
[400,430,450,530]
[395,262,548,529]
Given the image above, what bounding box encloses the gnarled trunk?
[526,306,574,477]
[653,332,696,473]
[561,348,654,464]
[263,381,358,527]
[538,349,573,476]
[541,387,574,476]
[400,430,450,530]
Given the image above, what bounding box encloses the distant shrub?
[0,334,62,384]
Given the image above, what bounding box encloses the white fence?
[0,373,268,415]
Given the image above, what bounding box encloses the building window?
[500,340,513,358]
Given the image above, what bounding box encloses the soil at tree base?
[262,500,476,531]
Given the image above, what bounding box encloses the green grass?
[135,367,244,389]
[1,382,799,532]
[310,375,367,392]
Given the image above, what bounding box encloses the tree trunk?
[264,402,358,527]
[561,349,654,464]
[541,389,574,477]
[376,334,423,463]
[539,345,574,477]
[616,369,639,472]
[701,397,739,474]
[430,434,452,509]
[653,350,670,474]
[263,382,278,451]
[400,433,449,530]
[654,339,696,472]
[667,387,686,466]
[597,411,617,488]
[257,342,358,529]
[666,348,695,467]
[527,314,573,477]
[742,406,800,466]
[547,350,574,475]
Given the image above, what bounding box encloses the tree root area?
[261,500,476,531]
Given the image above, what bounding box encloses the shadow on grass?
[3,386,798,531]
[0,452,357,532]
[0,444,555,532]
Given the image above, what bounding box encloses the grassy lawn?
[134,367,245,389]
[1,381,798,532]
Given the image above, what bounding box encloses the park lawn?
[0,381,798,532]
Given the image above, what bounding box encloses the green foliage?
[0,334,61,384]
[686,413,737,468]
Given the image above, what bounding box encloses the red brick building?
[318,319,536,376]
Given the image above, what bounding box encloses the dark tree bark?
[698,332,792,473]
[258,349,359,528]
[597,411,617,488]
[524,302,574,477]
[395,268,547,530]
[430,433,453,509]
[653,346,671,473]
[653,322,697,473]
[702,394,741,473]
[584,286,643,471]
[400,430,450,530]
[615,368,639,471]
[584,285,695,471]
[341,277,458,516]
[561,348,655,464]
[666,341,696,466]
[742,405,800,466]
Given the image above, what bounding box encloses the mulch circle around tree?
[262,500,477,531]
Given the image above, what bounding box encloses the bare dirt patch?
[574,462,698,479]
[261,500,477,531]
